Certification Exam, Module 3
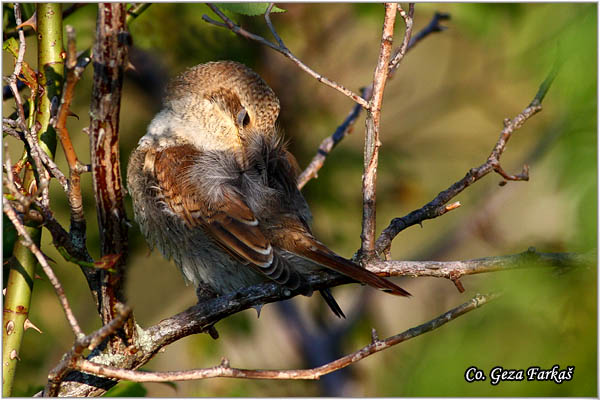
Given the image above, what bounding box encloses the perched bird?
[127,61,410,318]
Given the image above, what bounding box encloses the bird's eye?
[237,108,251,128]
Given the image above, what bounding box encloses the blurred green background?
[3,3,596,397]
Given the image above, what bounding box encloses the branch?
[297,87,369,189]
[72,294,497,382]
[55,25,92,262]
[360,3,405,259]
[375,64,558,257]
[88,3,131,328]
[203,4,369,108]
[388,4,415,76]
[406,11,449,51]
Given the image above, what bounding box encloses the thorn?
[371,328,379,344]
[9,349,20,361]
[452,278,465,293]
[34,274,43,280]
[2,288,5,296]
[6,320,15,335]
[15,11,37,32]
[125,61,137,73]
[67,109,79,120]
[445,201,461,212]
[220,357,230,368]
[253,304,263,318]
[24,318,43,333]
[498,180,507,186]
[81,127,90,136]
[207,325,219,340]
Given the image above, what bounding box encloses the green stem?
[2,4,64,396]
[2,228,41,397]
[36,3,64,155]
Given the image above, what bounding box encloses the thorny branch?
[70,294,496,383]
[3,202,83,339]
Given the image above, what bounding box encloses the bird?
[126,61,410,318]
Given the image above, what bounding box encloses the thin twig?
[375,64,557,256]
[55,25,89,247]
[407,11,450,51]
[360,3,399,259]
[297,87,370,189]
[388,4,414,76]
[72,294,496,383]
[203,4,369,109]
[3,201,83,339]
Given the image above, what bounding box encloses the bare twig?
[71,294,496,383]
[297,87,370,189]
[375,64,557,256]
[360,4,400,259]
[388,4,415,76]
[407,11,450,51]
[203,4,369,108]
[366,249,591,280]
[3,201,83,339]
[55,25,90,251]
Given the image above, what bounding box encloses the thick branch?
[88,3,130,326]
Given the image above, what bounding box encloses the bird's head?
[147,61,280,154]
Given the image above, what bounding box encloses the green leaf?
[104,381,147,397]
[3,37,19,58]
[215,3,285,16]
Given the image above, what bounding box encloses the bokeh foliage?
[2,3,596,396]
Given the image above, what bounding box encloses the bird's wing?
[271,218,411,297]
[153,145,301,290]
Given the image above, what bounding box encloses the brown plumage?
[127,61,409,318]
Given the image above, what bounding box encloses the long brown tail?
[298,240,411,297]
